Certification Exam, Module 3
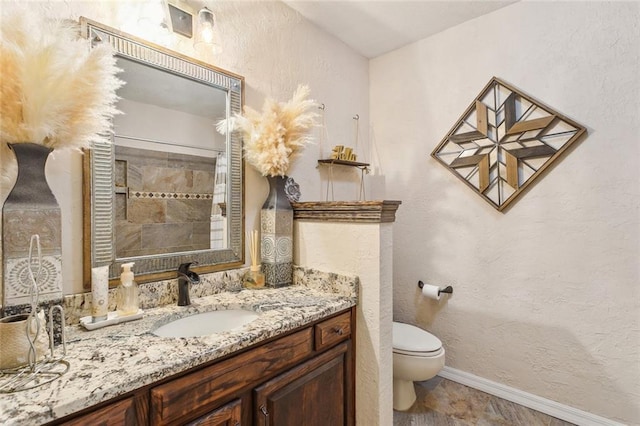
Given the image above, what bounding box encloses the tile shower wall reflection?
[114,146,215,258]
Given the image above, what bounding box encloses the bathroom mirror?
[81,18,244,287]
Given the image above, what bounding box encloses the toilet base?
[393,378,417,411]
[392,348,445,411]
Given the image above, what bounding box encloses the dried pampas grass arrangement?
[217,85,318,177]
[0,13,123,151]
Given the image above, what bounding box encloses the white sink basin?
[152,309,260,338]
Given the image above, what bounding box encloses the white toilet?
[392,321,445,411]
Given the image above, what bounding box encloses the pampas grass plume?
[0,13,123,151]
[217,85,318,177]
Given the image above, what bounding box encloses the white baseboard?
[438,366,626,426]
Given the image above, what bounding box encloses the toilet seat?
[393,322,442,356]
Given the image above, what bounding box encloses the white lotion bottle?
[117,262,139,317]
[91,265,110,322]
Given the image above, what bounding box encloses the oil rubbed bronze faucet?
[177,262,200,306]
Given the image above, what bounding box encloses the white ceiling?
[283,0,517,58]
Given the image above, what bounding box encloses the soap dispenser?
[117,262,139,317]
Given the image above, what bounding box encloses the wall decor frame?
[431,77,587,211]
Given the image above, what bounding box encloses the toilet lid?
[393,322,442,353]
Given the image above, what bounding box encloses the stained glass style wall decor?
[431,77,587,211]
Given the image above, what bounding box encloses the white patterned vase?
[260,175,293,287]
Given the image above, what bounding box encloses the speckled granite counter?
[0,267,358,425]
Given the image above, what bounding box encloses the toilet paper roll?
[421,283,441,300]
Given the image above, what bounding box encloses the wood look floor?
[393,377,576,426]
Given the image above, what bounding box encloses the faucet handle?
[177,262,200,285]
[178,261,198,274]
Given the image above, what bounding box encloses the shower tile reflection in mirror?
[114,145,216,258]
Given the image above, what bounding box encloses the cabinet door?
[254,342,351,426]
[185,398,242,426]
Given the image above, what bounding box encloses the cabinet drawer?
[314,311,351,351]
[185,398,241,426]
[150,328,313,426]
[60,397,135,426]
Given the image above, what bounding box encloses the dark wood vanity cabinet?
[56,308,354,426]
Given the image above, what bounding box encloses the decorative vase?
[1,143,63,341]
[260,175,293,287]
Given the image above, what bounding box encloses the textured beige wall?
[0,1,369,295]
[370,2,639,424]
[295,221,394,426]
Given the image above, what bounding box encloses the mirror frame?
[81,18,244,288]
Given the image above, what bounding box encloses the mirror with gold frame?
[81,18,244,287]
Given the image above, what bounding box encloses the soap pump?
[117,262,139,317]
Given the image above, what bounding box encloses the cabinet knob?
[334,327,344,336]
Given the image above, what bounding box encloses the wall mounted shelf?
[317,159,371,201]
[292,200,401,223]
[317,159,370,169]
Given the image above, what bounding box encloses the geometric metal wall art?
[431,77,587,211]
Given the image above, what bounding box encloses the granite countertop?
[0,272,358,425]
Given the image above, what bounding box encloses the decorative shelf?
[317,159,370,169]
[317,159,371,201]
[292,201,402,223]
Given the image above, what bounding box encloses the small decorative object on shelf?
[218,85,318,287]
[330,145,360,162]
[243,230,265,289]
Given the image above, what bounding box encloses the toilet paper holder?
[418,280,453,295]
